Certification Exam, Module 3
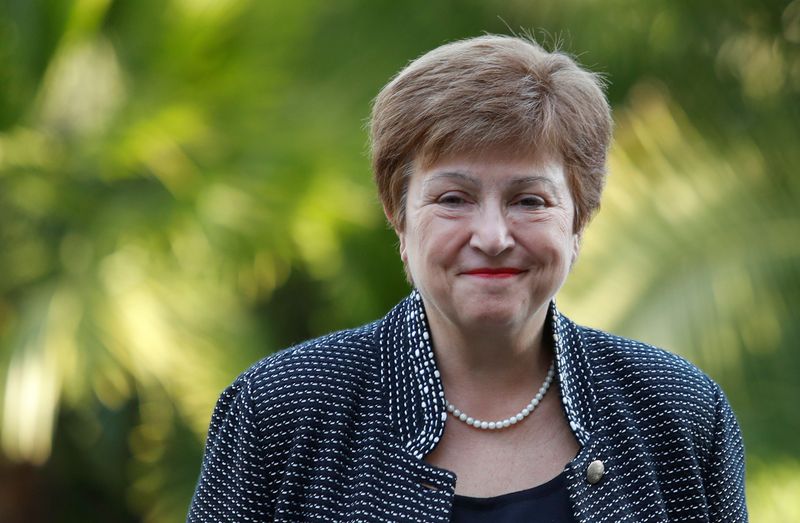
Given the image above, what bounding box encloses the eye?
[437,192,468,206]
[514,195,546,208]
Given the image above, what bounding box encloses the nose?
[469,204,515,256]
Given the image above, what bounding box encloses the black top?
[450,471,578,523]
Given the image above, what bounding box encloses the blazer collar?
[376,291,597,458]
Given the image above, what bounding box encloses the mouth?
[461,268,526,279]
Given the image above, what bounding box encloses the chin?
[458,304,523,328]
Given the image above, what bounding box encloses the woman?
[187,35,747,522]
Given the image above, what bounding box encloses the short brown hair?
[370,34,612,232]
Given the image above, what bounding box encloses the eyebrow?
[423,171,478,189]
[424,171,560,192]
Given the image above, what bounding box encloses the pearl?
[443,360,556,431]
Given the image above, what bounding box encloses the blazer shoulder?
[579,325,714,392]
[576,325,727,435]
[230,321,383,421]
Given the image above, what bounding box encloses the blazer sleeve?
[704,379,748,522]
[187,375,270,522]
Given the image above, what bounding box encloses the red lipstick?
[462,268,525,278]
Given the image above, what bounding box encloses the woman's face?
[398,149,579,336]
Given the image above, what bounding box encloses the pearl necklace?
[444,361,556,430]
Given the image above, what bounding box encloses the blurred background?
[0,0,798,521]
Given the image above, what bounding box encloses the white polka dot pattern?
[187,292,748,522]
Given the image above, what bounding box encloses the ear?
[382,202,395,226]
[570,233,581,268]
[383,203,409,263]
[397,228,408,264]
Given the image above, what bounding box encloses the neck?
[424,300,553,398]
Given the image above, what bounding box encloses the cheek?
[550,213,577,258]
[537,237,570,264]
[406,214,465,267]
[519,220,576,266]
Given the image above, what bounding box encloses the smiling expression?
[398,149,579,337]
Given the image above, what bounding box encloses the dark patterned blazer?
[187,291,747,522]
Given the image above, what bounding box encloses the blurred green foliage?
[0,0,798,521]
